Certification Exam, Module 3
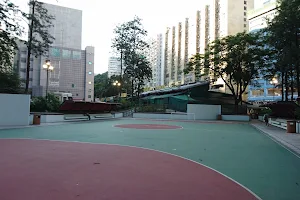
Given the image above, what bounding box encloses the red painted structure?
[59,100,120,114]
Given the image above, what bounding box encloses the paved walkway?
[252,120,300,156]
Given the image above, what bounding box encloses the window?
[88,81,92,85]
[244,24,247,28]
[88,71,92,75]
[21,58,26,63]
[244,6,247,10]
[251,89,264,97]
[88,61,93,65]
[62,50,71,58]
[244,12,247,16]
[88,95,91,98]
[244,18,247,22]
[72,84,75,88]
[244,1,247,4]
[50,48,60,57]
[72,51,81,59]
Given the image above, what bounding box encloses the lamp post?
[43,59,54,99]
[113,80,121,101]
[270,78,278,102]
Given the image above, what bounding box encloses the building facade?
[14,2,94,101]
[145,34,164,87]
[15,44,94,101]
[42,3,82,49]
[247,0,280,102]
[163,0,254,88]
[108,57,122,78]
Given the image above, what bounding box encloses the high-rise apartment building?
[248,0,277,32]
[108,57,122,78]
[145,34,164,87]
[15,2,94,101]
[163,0,254,88]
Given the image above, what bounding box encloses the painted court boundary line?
[251,124,300,159]
[0,138,262,200]
[112,124,184,130]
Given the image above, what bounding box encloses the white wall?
[0,94,30,126]
[222,115,250,122]
[187,104,221,120]
[133,113,188,120]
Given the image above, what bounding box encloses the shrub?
[30,93,61,112]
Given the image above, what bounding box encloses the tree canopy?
[111,16,152,99]
[24,0,55,93]
[0,0,23,71]
[264,0,300,100]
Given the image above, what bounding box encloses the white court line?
[112,124,184,130]
[0,138,262,200]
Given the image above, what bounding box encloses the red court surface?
[114,124,183,129]
[0,139,258,200]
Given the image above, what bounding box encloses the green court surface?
[0,119,300,200]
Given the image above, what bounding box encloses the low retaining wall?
[221,115,250,122]
[29,112,123,124]
[133,113,189,120]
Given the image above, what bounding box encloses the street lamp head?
[43,64,48,69]
[49,65,54,71]
[113,82,116,86]
[45,60,51,66]
[117,83,121,86]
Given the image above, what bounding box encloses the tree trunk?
[234,98,239,114]
[281,72,284,101]
[296,31,300,98]
[25,0,35,94]
[291,71,294,100]
[131,79,134,103]
[285,72,289,101]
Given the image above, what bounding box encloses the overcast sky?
[12,0,211,74]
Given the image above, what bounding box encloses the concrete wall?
[0,94,30,126]
[187,104,221,120]
[222,115,250,122]
[29,113,121,124]
[133,113,188,120]
[41,115,65,123]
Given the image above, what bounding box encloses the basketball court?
[0,118,299,200]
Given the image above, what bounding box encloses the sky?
[12,0,211,74]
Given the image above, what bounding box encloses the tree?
[23,0,55,93]
[112,23,130,82]
[94,72,108,99]
[0,70,22,93]
[265,0,300,100]
[183,53,206,82]
[205,32,271,109]
[120,17,151,100]
[127,55,152,97]
[94,72,132,99]
[0,0,23,71]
